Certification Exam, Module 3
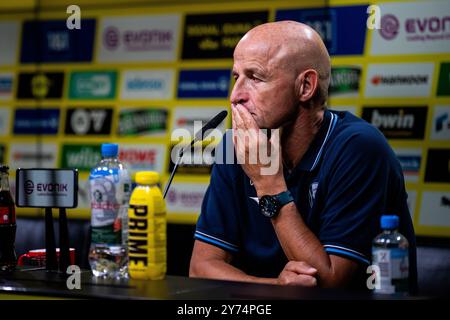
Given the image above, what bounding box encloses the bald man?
[190,21,417,291]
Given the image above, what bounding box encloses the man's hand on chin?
[231,104,286,196]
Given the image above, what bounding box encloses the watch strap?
[275,190,294,206]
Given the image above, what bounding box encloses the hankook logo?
[371,75,428,86]
[365,63,434,97]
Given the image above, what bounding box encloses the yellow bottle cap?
[135,171,160,185]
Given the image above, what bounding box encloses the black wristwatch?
[259,190,294,218]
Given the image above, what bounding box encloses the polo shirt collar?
[294,109,338,172]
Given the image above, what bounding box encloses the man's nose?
[230,79,249,106]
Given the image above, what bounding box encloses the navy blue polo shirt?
[195,109,417,291]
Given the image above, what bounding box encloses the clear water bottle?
[372,215,409,294]
[88,143,131,278]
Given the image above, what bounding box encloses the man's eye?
[251,75,261,82]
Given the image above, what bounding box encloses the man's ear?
[297,69,319,103]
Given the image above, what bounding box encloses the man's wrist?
[256,178,287,198]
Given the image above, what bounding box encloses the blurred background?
[0,0,449,292]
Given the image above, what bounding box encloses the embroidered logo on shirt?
[309,181,319,208]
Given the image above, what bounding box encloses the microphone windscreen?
[202,110,228,134]
[193,110,228,142]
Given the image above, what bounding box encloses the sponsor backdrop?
[0,0,449,237]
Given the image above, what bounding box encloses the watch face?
[259,195,281,218]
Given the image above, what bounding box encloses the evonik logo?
[24,180,68,195]
[379,13,450,41]
[25,180,34,195]
[103,26,173,51]
[379,14,400,40]
[38,183,68,194]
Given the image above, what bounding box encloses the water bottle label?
[372,248,409,293]
[89,167,131,244]
[91,224,119,244]
[390,248,409,280]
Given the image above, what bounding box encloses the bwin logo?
[371,109,414,129]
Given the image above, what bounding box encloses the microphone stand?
[162,110,228,200]
[163,146,186,199]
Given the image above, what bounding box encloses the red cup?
[18,248,75,267]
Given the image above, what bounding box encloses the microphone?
[163,110,228,199]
